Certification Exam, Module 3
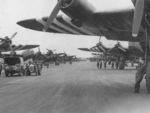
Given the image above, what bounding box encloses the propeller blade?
[132,0,144,37]
[43,0,63,31]
[10,32,17,39]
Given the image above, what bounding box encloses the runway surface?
[0,61,149,113]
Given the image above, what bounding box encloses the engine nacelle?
[60,0,94,22]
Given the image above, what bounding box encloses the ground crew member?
[0,63,2,75]
[99,61,102,69]
[97,60,99,69]
[111,61,114,69]
[104,60,107,69]
[134,63,146,93]
[115,59,119,69]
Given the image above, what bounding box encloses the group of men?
[23,61,43,75]
[97,59,124,70]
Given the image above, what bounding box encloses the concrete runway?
[0,62,150,113]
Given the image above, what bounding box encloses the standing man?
[115,59,119,69]
[104,59,107,69]
[0,57,4,76]
[0,63,3,75]
[134,63,146,93]
[97,59,100,69]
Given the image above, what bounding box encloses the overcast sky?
[0,0,129,58]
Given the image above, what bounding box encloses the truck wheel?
[28,72,31,76]
[35,70,38,76]
[5,72,9,77]
[24,71,27,76]
[19,72,24,76]
[10,73,13,77]
[38,72,41,76]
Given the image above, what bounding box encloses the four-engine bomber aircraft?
[17,0,150,92]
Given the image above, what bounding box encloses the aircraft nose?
[17,19,44,31]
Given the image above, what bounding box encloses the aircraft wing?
[17,12,144,42]
[1,45,39,52]
[78,46,103,53]
[17,16,99,36]
[78,42,108,53]
[17,0,147,42]
[78,48,90,52]
[12,45,39,51]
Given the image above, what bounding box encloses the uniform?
[134,64,146,93]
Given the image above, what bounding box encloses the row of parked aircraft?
[23,48,78,65]
[79,41,143,69]
[79,41,143,60]
[16,0,150,91]
[0,32,77,65]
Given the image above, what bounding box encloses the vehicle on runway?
[17,0,150,92]
[0,32,40,77]
[4,56,24,77]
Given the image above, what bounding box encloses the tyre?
[5,72,9,77]
[27,71,31,76]
[35,71,38,76]
[39,72,41,76]
[10,72,13,77]
[24,70,27,76]
[19,72,24,76]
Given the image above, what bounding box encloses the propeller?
[132,0,144,37]
[10,32,17,39]
[43,0,63,31]
[8,32,17,55]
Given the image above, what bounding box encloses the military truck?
[4,56,24,77]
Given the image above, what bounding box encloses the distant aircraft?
[78,41,108,54]
[42,49,64,65]
[0,32,39,53]
[60,52,77,63]
[78,41,144,70]
[17,0,150,91]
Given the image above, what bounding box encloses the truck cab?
[4,56,24,77]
